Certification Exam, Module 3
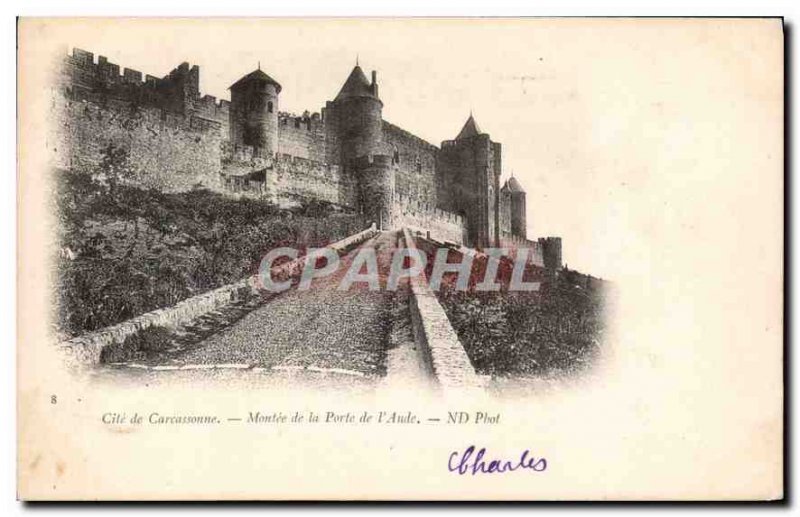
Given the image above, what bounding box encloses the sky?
[34,18,783,279]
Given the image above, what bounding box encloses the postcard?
[17,17,783,500]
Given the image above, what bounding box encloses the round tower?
[229,68,281,158]
[506,176,527,239]
[357,155,395,230]
[333,65,383,166]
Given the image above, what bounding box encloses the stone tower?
[438,114,502,248]
[228,68,282,157]
[506,175,527,239]
[332,64,394,228]
[333,64,384,166]
[355,155,395,230]
[539,237,563,270]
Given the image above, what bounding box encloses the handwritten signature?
[448,445,547,475]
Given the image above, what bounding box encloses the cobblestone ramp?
[106,231,404,379]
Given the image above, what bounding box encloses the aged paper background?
[17,18,783,500]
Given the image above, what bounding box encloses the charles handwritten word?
[448,445,547,475]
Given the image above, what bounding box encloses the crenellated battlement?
[197,94,230,110]
[498,233,545,267]
[60,48,229,126]
[393,192,465,243]
[394,193,463,226]
[65,48,156,91]
[278,110,324,131]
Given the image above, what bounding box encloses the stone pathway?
[99,231,432,387]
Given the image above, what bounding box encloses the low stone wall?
[59,224,379,366]
[393,194,465,245]
[402,228,484,392]
[498,234,545,267]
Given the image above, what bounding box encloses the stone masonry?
[54,48,562,266]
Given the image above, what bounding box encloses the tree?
[96,143,134,200]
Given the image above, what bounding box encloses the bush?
[54,168,368,337]
[438,282,606,377]
[415,233,608,378]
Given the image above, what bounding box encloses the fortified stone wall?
[498,234,545,267]
[55,48,230,191]
[383,121,439,206]
[496,234,563,270]
[394,193,465,244]
[54,48,562,268]
[53,94,225,192]
[277,111,328,162]
[192,94,230,129]
[267,154,358,209]
[60,48,230,128]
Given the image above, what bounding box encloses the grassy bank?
[414,238,608,377]
[54,169,367,338]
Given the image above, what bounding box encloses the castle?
[53,48,562,268]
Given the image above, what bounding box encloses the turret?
[355,155,395,230]
[439,114,501,248]
[333,64,383,166]
[505,175,527,239]
[332,63,393,228]
[539,237,562,270]
[229,68,281,158]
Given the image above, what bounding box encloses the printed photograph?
[17,18,782,501]
[48,24,610,394]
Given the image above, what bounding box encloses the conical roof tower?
[455,113,483,140]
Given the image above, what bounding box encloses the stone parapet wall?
[393,194,465,244]
[498,234,545,267]
[402,228,485,392]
